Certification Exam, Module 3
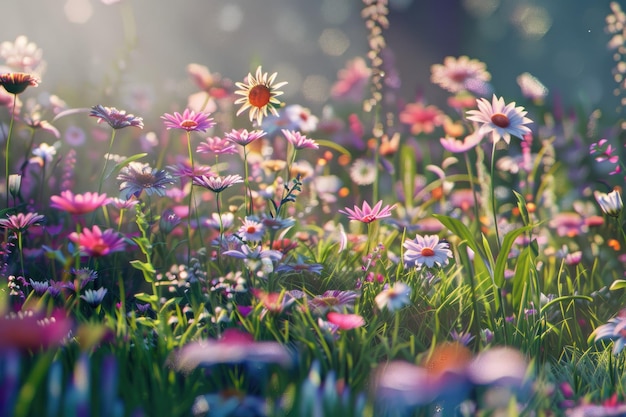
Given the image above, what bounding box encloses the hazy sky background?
[0,0,618,120]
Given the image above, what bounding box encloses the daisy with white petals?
[466,94,532,145]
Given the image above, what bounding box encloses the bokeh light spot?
[319,29,350,56]
[512,5,552,40]
[64,0,93,24]
[462,0,499,18]
[302,75,330,103]
[218,4,243,32]
[321,0,352,25]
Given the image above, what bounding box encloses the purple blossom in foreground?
[89,105,144,129]
[591,309,626,354]
[0,212,44,233]
[117,161,175,199]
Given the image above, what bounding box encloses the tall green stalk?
[4,94,16,208]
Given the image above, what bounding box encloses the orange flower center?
[491,113,510,128]
[421,247,435,257]
[180,119,198,129]
[248,85,271,108]
[247,226,257,234]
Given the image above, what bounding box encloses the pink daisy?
[237,217,265,241]
[430,56,491,94]
[68,225,126,257]
[399,102,445,135]
[440,131,484,153]
[197,136,238,155]
[281,129,319,150]
[465,95,532,144]
[50,191,109,215]
[161,109,215,132]
[326,312,365,330]
[330,57,371,102]
[193,174,243,193]
[339,200,396,224]
[224,128,266,147]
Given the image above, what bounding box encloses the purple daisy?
[89,105,144,129]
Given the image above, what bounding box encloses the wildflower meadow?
[4,1,626,416]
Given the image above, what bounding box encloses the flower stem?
[5,94,16,208]
[489,140,501,250]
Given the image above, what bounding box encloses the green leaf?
[433,214,489,272]
[494,225,533,288]
[130,260,156,282]
[400,145,416,211]
[315,139,351,156]
[610,280,626,291]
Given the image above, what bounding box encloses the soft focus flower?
[50,190,109,215]
[0,72,39,95]
[89,105,144,129]
[0,36,45,74]
[224,128,266,147]
[196,136,238,155]
[466,95,532,144]
[234,66,287,125]
[0,310,72,350]
[330,57,371,102]
[68,225,127,257]
[170,328,291,373]
[284,104,319,132]
[30,142,59,165]
[161,109,215,132]
[193,174,243,193]
[117,161,175,199]
[594,188,623,218]
[430,56,491,94]
[466,347,529,386]
[517,72,548,102]
[308,290,358,315]
[440,131,483,153]
[399,102,445,135]
[281,129,319,150]
[275,255,324,275]
[591,309,626,354]
[349,158,377,186]
[326,312,365,330]
[80,288,108,307]
[339,200,396,223]
[403,234,453,268]
[0,212,44,233]
[237,217,265,242]
[375,282,411,312]
[590,139,620,164]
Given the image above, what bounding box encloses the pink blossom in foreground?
[161,108,215,132]
[68,225,126,257]
[50,190,109,215]
[339,200,396,223]
[326,312,365,330]
[170,328,291,373]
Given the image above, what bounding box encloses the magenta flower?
[281,129,319,150]
[339,200,397,223]
[170,328,291,373]
[440,131,484,153]
[68,225,126,257]
[224,128,266,147]
[197,136,238,155]
[193,174,243,193]
[89,105,144,129]
[590,139,620,164]
[50,190,109,215]
[0,309,72,350]
[0,212,44,232]
[161,109,215,132]
[326,312,365,330]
